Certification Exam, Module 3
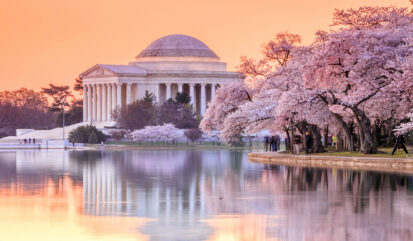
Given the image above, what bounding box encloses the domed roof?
[137,34,219,58]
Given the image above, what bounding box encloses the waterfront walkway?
[248,152,413,174]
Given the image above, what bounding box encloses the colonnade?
[83,83,120,122]
[83,82,217,122]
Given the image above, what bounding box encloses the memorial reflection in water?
[0,150,413,240]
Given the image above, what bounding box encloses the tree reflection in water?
[267,165,413,213]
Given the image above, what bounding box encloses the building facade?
[80,34,241,123]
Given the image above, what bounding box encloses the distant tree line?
[0,79,83,137]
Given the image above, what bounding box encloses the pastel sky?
[0,0,410,91]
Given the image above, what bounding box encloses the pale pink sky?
[0,0,410,91]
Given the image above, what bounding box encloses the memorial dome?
[137,34,219,58]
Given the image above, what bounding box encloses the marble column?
[102,84,107,121]
[87,85,92,122]
[200,83,206,116]
[211,84,216,101]
[117,83,122,110]
[111,83,117,114]
[83,85,87,122]
[126,83,132,105]
[189,83,195,112]
[166,83,171,100]
[135,84,139,101]
[107,84,112,121]
[178,83,183,93]
[92,85,97,121]
[97,84,102,121]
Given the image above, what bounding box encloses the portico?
[80,34,241,122]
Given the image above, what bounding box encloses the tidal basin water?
[1,150,413,241]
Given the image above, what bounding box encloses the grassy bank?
[313,146,413,158]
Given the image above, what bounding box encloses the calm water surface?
[0,150,413,241]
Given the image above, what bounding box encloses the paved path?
[249,152,413,174]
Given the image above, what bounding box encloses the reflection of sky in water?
[0,150,413,240]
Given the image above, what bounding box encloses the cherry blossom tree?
[394,112,413,134]
[303,7,413,153]
[202,6,413,154]
[131,123,184,143]
[200,80,253,142]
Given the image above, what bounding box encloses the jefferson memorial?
[80,34,241,122]
[0,34,241,146]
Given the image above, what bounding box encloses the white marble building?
[80,34,241,122]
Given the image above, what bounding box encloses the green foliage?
[73,77,83,94]
[68,125,106,144]
[55,99,83,126]
[175,92,191,105]
[88,132,98,144]
[143,91,156,105]
[157,99,198,129]
[117,92,198,130]
[117,99,155,130]
[229,137,245,147]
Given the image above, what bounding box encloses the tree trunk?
[323,125,329,148]
[284,127,292,152]
[372,122,380,148]
[310,124,324,153]
[358,128,364,152]
[290,127,295,154]
[386,124,393,146]
[352,108,377,154]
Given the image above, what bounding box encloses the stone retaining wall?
[248,152,413,174]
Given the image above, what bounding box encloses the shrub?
[88,132,98,144]
[68,125,106,144]
[110,130,126,143]
[184,128,203,142]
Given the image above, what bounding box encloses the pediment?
[79,65,117,78]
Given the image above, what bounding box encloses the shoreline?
[74,143,252,151]
[248,152,413,175]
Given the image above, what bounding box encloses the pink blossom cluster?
[131,123,183,142]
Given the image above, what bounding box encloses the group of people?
[20,138,36,144]
[293,132,313,155]
[264,135,281,152]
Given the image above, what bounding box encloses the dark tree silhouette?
[157,99,198,129]
[41,84,73,112]
[73,77,83,94]
[116,100,156,130]
[184,128,203,142]
[175,92,191,105]
[0,88,54,135]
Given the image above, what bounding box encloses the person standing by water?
[332,134,338,151]
[264,136,270,152]
[305,131,312,155]
[293,134,302,154]
[285,137,289,152]
[270,135,276,152]
[304,131,311,155]
[392,134,409,155]
[276,135,281,151]
[273,134,279,152]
